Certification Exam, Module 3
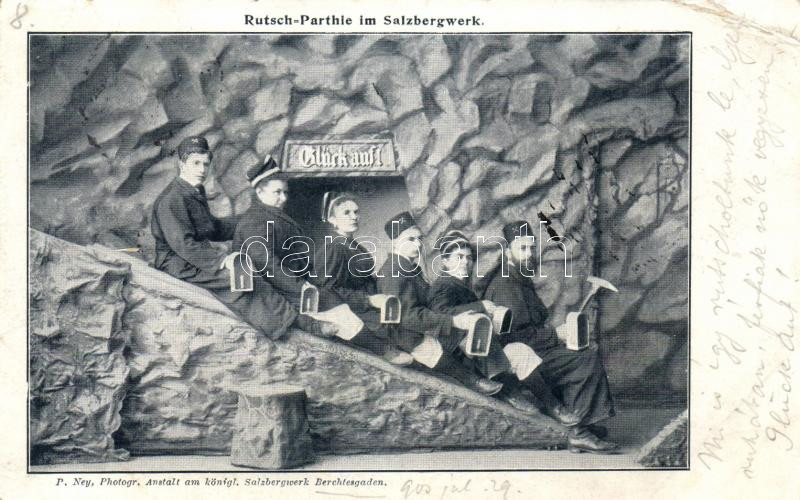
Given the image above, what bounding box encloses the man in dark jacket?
[428,231,545,416]
[151,136,237,284]
[376,212,503,395]
[231,157,337,336]
[482,220,617,453]
[151,137,330,340]
[232,157,312,300]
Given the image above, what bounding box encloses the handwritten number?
[490,480,512,500]
[9,3,28,29]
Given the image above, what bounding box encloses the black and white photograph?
[26,32,691,472]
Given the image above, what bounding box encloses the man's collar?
[256,200,301,227]
[391,252,424,276]
[437,273,472,289]
[323,222,352,243]
[508,261,536,283]
[394,252,417,265]
[174,177,205,199]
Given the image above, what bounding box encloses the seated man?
[151,136,332,340]
[308,192,413,366]
[231,157,337,337]
[482,220,617,453]
[376,212,503,395]
[428,230,544,416]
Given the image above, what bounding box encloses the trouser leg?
[539,344,615,426]
[348,329,389,356]
[435,354,480,386]
[199,269,297,340]
[515,371,560,407]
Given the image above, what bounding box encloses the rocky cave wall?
[597,137,688,402]
[29,231,131,464]
[29,34,689,403]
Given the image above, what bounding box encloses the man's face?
[508,236,536,267]
[179,152,211,187]
[394,227,422,261]
[329,200,360,235]
[442,247,474,279]
[256,179,289,209]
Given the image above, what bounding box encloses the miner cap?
[439,229,473,255]
[322,191,358,222]
[502,220,534,243]
[384,211,417,239]
[247,155,283,187]
[177,136,211,161]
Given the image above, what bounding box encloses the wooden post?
[230,384,314,469]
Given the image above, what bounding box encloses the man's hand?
[452,311,480,330]
[317,320,339,338]
[368,294,391,308]
[220,251,240,271]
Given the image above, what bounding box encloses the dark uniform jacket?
[482,262,614,425]
[232,198,310,301]
[428,274,512,379]
[152,178,234,282]
[310,224,378,314]
[376,253,453,353]
[428,275,489,315]
[151,178,294,339]
[482,263,559,352]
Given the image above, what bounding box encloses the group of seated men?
[150,136,618,454]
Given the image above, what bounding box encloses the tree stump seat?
[230,384,314,470]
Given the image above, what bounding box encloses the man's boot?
[586,424,609,439]
[551,403,582,427]
[518,372,580,425]
[383,348,414,366]
[568,426,619,454]
[437,356,503,396]
[495,376,543,416]
[294,314,338,338]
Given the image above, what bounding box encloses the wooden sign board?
[282,139,397,177]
